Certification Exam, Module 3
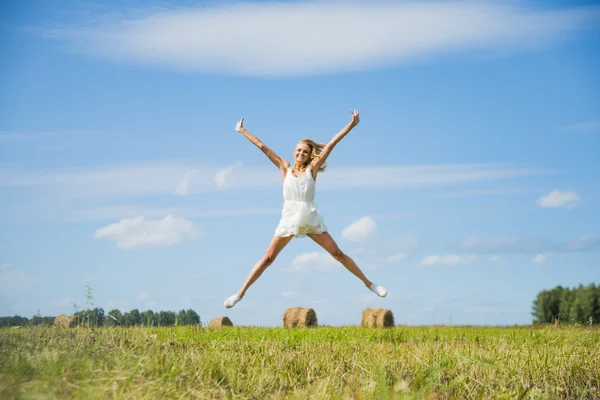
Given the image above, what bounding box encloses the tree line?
[0,308,201,328]
[531,283,599,324]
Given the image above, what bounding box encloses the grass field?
[1,325,599,399]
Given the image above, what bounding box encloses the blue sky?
[0,0,599,326]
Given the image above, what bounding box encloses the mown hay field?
[1,325,598,399]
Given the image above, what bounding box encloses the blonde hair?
[294,138,327,172]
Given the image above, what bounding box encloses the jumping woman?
[224,110,388,308]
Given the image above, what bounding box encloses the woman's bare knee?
[330,247,345,261]
[262,253,277,267]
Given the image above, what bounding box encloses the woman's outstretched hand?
[235,117,245,132]
[350,109,360,126]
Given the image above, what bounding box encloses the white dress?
[274,167,328,238]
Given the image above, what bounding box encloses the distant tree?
[532,290,553,323]
[558,287,573,323]
[158,311,176,326]
[129,309,141,326]
[122,311,134,327]
[177,309,188,325]
[579,284,597,325]
[91,308,105,327]
[0,316,29,327]
[140,310,156,326]
[570,285,585,324]
[106,309,123,327]
[186,309,200,325]
[30,310,44,326]
[596,284,600,324]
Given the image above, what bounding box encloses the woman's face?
[294,143,311,165]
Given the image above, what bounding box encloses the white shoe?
[369,284,387,298]
[224,294,242,309]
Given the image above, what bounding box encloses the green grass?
[1,325,598,399]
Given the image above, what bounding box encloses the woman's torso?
[283,167,316,202]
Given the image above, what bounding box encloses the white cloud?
[342,216,376,242]
[385,253,408,264]
[393,235,419,251]
[438,188,534,198]
[175,168,199,195]
[94,215,201,249]
[536,190,580,209]
[319,164,543,190]
[282,291,299,299]
[287,252,339,273]
[464,234,599,254]
[488,256,508,271]
[420,254,476,267]
[215,162,242,188]
[0,263,11,269]
[71,206,278,221]
[0,162,546,199]
[136,292,151,301]
[0,132,36,143]
[532,253,548,264]
[562,120,600,134]
[566,234,599,251]
[463,236,557,254]
[45,2,599,77]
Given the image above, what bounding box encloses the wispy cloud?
[45,2,600,77]
[342,216,376,242]
[536,190,580,209]
[282,291,300,299]
[438,188,535,198]
[0,132,36,144]
[0,263,11,270]
[286,252,339,273]
[463,234,599,254]
[0,162,546,199]
[420,254,476,267]
[175,168,199,195]
[94,215,201,249]
[393,235,420,251]
[70,206,278,221]
[385,253,408,264]
[488,255,508,271]
[215,162,242,188]
[566,234,599,251]
[136,292,152,301]
[561,120,600,134]
[532,253,548,264]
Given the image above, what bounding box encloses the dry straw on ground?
[208,317,233,327]
[53,314,82,328]
[283,307,318,328]
[361,308,394,328]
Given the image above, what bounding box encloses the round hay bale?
[361,308,394,328]
[283,307,318,328]
[53,314,82,328]
[209,316,233,328]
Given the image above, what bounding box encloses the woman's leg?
[225,235,294,308]
[307,231,372,286]
[307,231,387,297]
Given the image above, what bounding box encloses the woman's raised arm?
[311,110,360,171]
[235,118,290,172]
